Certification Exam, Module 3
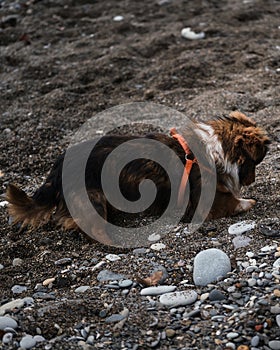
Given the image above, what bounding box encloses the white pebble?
[181,27,205,40]
[105,254,121,262]
[12,258,23,267]
[2,332,13,344]
[228,220,256,235]
[75,285,90,293]
[150,243,166,251]
[0,200,8,207]
[140,285,176,296]
[159,290,197,307]
[113,15,124,22]
[148,233,161,241]
[0,299,25,316]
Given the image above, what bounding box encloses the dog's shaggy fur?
[6,111,270,244]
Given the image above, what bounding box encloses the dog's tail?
[6,182,58,228]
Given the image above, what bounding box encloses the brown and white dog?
[6,111,269,243]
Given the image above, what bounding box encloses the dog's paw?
[234,198,256,214]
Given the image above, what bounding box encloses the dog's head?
[229,112,270,186]
[210,111,270,186]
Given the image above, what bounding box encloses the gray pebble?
[2,332,13,344]
[105,314,125,323]
[225,342,236,350]
[248,278,257,287]
[118,279,133,288]
[209,289,226,301]
[226,332,239,339]
[0,264,4,270]
[0,299,25,316]
[97,269,125,282]
[54,257,72,265]
[11,285,27,294]
[12,258,23,266]
[193,248,231,286]
[276,315,280,328]
[0,316,18,330]
[74,286,90,293]
[269,340,280,350]
[271,306,280,314]
[20,334,37,349]
[251,335,260,347]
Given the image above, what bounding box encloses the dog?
[6,111,270,244]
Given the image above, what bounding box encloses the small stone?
[228,220,256,235]
[75,286,90,293]
[200,292,209,301]
[276,315,280,328]
[105,314,125,323]
[33,335,45,342]
[271,305,280,314]
[274,289,280,297]
[12,258,23,267]
[20,334,37,349]
[269,340,280,350]
[118,279,133,288]
[181,27,205,40]
[0,264,4,270]
[141,285,176,296]
[159,290,197,307]
[105,254,121,262]
[209,289,226,301]
[97,270,125,282]
[247,278,257,287]
[273,258,280,268]
[251,335,260,347]
[42,278,55,286]
[227,332,239,339]
[165,328,176,338]
[0,299,25,316]
[2,332,13,344]
[232,235,251,249]
[11,285,27,294]
[113,15,124,22]
[54,258,72,266]
[193,248,231,286]
[237,346,249,350]
[246,251,255,258]
[150,243,166,251]
[0,316,18,330]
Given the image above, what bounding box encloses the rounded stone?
[20,334,37,349]
[193,249,231,286]
[0,316,18,330]
[251,335,260,347]
[140,285,176,296]
[12,258,23,267]
[269,340,280,350]
[228,220,256,235]
[2,332,13,344]
[159,290,197,307]
[11,285,27,294]
[118,279,133,288]
[209,289,226,301]
[74,286,90,293]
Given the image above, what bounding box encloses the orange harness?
[170,128,197,207]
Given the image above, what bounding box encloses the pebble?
[0,299,25,316]
[247,278,257,287]
[181,27,205,40]
[113,15,124,22]
[228,220,256,235]
[276,315,280,327]
[251,335,260,347]
[42,278,55,286]
[20,334,37,349]
[232,235,251,249]
[75,286,90,293]
[2,332,13,344]
[54,258,72,266]
[0,264,4,270]
[12,258,23,266]
[269,340,280,350]
[193,248,231,286]
[105,254,121,262]
[159,290,197,307]
[150,243,166,251]
[209,289,226,301]
[118,279,133,288]
[105,314,125,323]
[227,332,239,339]
[140,285,176,296]
[271,305,280,314]
[273,258,280,268]
[225,342,236,350]
[165,328,176,338]
[11,285,27,294]
[97,269,125,282]
[0,316,18,330]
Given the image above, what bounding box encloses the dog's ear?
[229,111,256,127]
[234,134,244,146]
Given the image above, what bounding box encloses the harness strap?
[170,127,197,207]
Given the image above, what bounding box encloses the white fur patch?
[195,122,240,195]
